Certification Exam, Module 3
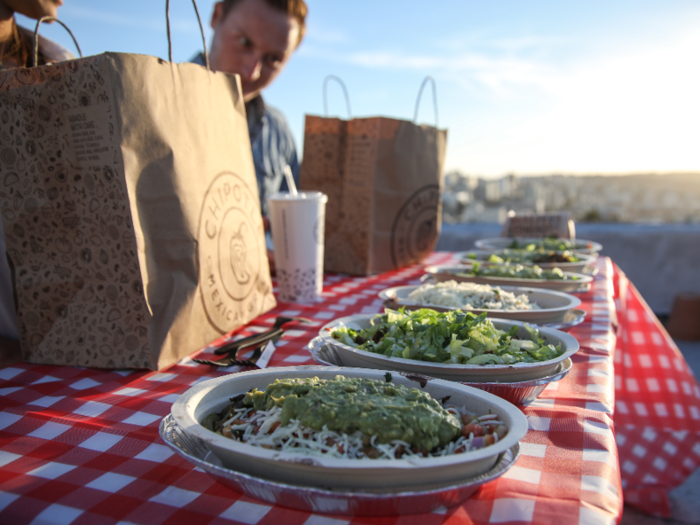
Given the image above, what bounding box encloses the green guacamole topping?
[243,376,462,452]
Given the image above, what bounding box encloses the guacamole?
[243,376,462,452]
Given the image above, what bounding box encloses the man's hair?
[221,0,308,46]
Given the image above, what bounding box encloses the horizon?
[17,0,700,178]
[447,171,700,179]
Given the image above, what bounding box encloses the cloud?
[60,5,203,34]
[305,24,351,45]
[300,42,561,102]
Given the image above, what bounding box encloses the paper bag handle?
[32,17,83,67]
[166,0,210,70]
[323,75,352,119]
[413,75,439,127]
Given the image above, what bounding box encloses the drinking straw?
[284,165,298,196]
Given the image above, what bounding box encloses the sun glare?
[449,31,700,175]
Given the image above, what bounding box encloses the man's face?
[209,0,300,102]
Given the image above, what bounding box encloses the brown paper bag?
[0,53,275,369]
[300,102,447,275]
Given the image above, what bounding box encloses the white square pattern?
[304,516,350,525]
[527,416,551,431]
[114,387,147,397]
[70,378,101,391]
[584,420,613,438]
[220,501,272,524]
[0,451,21,468]
[149,486,201,508]
[86,472,136,493]
[0,491,19,512]
[519,443,547,458]
[147,373,177,383]
[31,375,61,385]
[489,498,536,523]
[502,466,541,485]
[0,388,21,397]
[31,396,64,408]
[31,504,83,525]
[582,449,615,467]
[622,461,637,474]
[581,475,618,498]
[74,401,111,418]
[0,412,21,431]
[79,432,123,452]
[28,462,76,480]
[28,422,72,441]
[0,368,23,381]
[579,505,617,525]
[121,412,161,427]
[134,443,174,462]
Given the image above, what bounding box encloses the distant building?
[441,172,700,224]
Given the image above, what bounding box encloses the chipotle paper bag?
[300,115,447,275]
[0,53,275,369]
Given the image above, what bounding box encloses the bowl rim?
[474,237,603,253]
[318,315,580,375]
[171,366,529,472]
[456,249,597,267]
[423,264,595,285]
[378,283,582,315]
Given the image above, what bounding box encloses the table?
[0,253,696,524]
[612,268,700,517]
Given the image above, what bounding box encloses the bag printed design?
[391,184,442,268]
[0,62,150,368]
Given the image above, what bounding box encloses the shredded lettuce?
[330,308,565,366]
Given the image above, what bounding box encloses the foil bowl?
[307,337,573,406]
[160,414,520,516]
[318,315,579,383]
[170,366,528,491]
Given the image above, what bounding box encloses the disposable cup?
[267,191,328,302]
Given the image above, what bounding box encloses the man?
[194,0,306,219]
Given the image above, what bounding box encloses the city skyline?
[442,171,700,224]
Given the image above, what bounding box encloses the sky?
[18,0,700,178]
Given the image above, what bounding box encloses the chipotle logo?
[391,185,441,268]
[198,172,263,333]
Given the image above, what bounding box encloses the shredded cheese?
[406,280,539,311]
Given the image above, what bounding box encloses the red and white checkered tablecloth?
[612,267,700,517]
[1,252,683,524]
